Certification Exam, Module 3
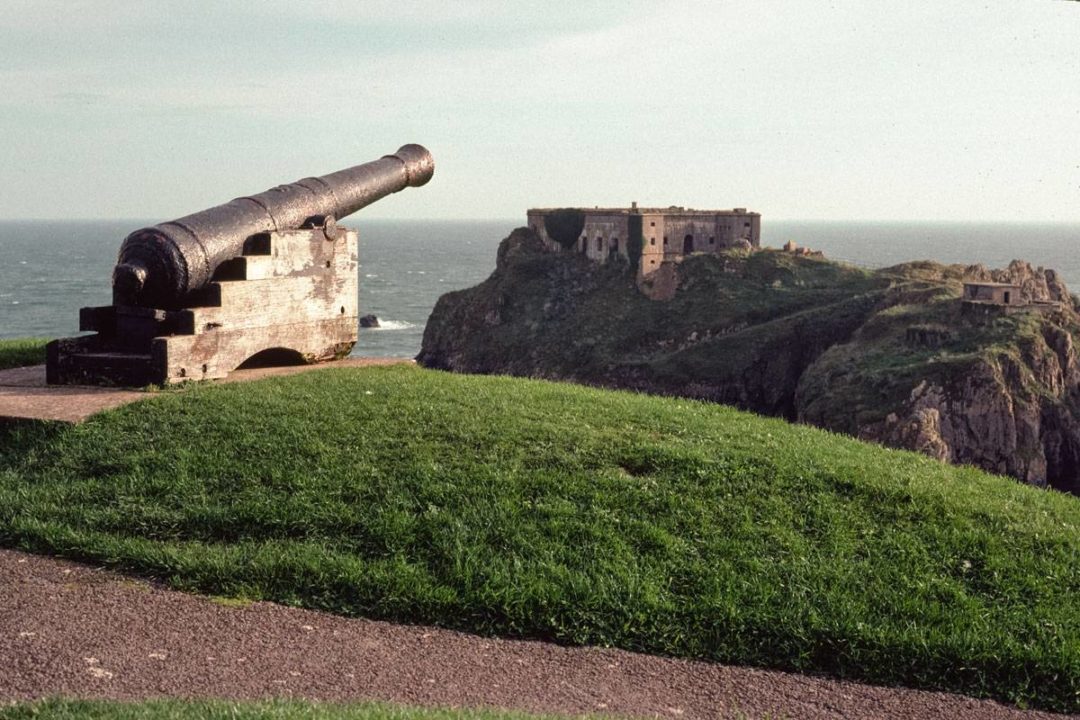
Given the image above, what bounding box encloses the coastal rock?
[962,259,1071,304]
[855,322,1080,493]
[359,314,380,328]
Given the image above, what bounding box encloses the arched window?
[650,237,656,246]
[596,237,603,251]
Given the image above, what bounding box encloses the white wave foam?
[364,319,415,331]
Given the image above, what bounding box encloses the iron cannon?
[48,143,433,386]
[114,144,434,308]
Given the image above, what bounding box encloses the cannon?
[47,144,434,386]
[114,144,433,309]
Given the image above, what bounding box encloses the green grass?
[0,700,562,720]
[0,338,47,370]
[1,366,1079,711]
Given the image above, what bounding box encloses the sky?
[1,0,1078,222]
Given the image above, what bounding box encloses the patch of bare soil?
[1,548,1072,720]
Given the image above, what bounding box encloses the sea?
[1,219,1078,358]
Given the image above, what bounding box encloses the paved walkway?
[2,548,1072,720]
[0,358,412,423]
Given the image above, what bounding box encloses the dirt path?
[1,548,1072,719]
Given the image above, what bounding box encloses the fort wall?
[528,205,760,276]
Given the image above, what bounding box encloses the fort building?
[526,203,761,276]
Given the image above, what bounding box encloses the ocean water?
[0,219,508,358]
[1,219,1078,358]
[764,221,1080,281]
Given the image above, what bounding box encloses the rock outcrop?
[847,323,1080,493]
[419,229,1080,494]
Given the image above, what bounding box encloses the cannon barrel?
[113,144,434,307]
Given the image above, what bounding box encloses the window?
[709,237,715,245]
[650,238,656,246]
[663,237,668,245]
[596,238,602,251]
[744,222,751,227]
[650,221,656,227]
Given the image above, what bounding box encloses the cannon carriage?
[46,144,434,386]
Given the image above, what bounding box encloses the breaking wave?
[365,319,415,331]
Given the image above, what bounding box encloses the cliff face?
[816,319,1080,493]
[419,229,1080,494]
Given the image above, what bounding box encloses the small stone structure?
[962,281,1023,307]
[781,240,822,257]
[960,281,1026,319]
[960,280,1063,319]
[527,203,760,276]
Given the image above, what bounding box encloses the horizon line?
[2,217,1080,225]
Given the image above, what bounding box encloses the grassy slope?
[0,338,47,370]
[1,366,1079,710]
[0,700,549,720]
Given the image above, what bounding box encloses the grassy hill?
[0,343,1078,711]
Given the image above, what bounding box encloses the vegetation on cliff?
[2,366,1079,710]
[419,229,1080,494]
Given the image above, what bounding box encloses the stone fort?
[527,203,761,275]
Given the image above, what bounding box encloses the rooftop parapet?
[527,206,760,216]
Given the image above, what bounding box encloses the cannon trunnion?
[46,145,433,386]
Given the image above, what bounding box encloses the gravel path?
[1,548,1072,720]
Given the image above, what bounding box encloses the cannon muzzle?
[114,144,434,308]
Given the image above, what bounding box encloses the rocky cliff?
[419,229,1080,494]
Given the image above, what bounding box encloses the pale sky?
[1,0,1078,221]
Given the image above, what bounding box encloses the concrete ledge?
[0,357,413,424]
